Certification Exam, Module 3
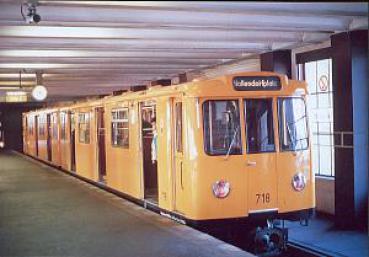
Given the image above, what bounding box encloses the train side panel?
[22,114,27,153]
[75,107,98,181]
[186,96,248,220]
[156,96,176,211]
[51,111,61,166]
[27,114,37,157]
[59,110,71,171]
[37,113,48,162]
[105,100,141,198]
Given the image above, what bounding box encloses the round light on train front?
[212,180,230,198]
[292,173,306,192]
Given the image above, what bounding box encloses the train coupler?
[253,220,288,257]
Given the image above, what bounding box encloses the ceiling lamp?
[32,71,47,101]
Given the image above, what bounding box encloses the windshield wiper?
[224,125,240,160]
[286,120,297,149]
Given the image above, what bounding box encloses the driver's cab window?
[203,100,242,155]
[245,99,275,153]
[278,97,309,151]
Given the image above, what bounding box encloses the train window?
[78,112,90,144]
[244,99,275,153]
[203,100,242,156]
[175,102,183,153]
[38,116,46,136]
[60,112,66,140]
[111,108,129,148]
[278,97,309,151]
[52,114,58,140]
[28,117,33,135]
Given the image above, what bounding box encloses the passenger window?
[38,116,45,137]
[111,108,129,148]
[28,117,33,135]
[60,112,66,140]
[278,97,309,151]
[175,102,183,153]
[203,100,242,155]
[78,112,90,144]
[52,114,58,140]
[245,99,275,153]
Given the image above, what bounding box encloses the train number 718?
[256,193,270,204]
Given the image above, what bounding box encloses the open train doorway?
[46,114,52,161]
[70,112,76,172]
[140,102,158,204]
[96,107,106,183]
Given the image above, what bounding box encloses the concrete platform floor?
[286,213,368,257]
[0,151,254,257]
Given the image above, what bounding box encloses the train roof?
[24,71,307,115]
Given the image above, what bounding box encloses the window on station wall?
[111,108,129,148]
[78,112,90,144]
[300,58,334,177]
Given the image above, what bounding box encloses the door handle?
[247,161,257,166]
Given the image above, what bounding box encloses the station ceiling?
[0,1,367,100]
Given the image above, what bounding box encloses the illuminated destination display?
[232,76,281,91]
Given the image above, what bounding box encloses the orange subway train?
[23,72,315,255]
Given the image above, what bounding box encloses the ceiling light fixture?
[32,71,47,101]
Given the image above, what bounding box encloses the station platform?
[0,151,254,257]
[286,214,368,257]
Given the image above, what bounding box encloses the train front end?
[185,72,315,254]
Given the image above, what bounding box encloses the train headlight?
[292,173,306,192]
[212,180,230,198]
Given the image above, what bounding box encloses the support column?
[260,50,292,78]
[331,30,368,230]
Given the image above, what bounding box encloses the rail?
[287,240,343,257]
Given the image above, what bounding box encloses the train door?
[70,112,76,171]
[172,99,186,213]
[23,116,27,153]
[96,107,106,183]
[244,98,278,213]
[35,115,39,156]
[140,102,158,203]
[47,114,52,161]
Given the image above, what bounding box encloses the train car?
[23,112,37,157]
[59,106,74,171]
[69,98,106,181]
[23,71,314,255]
[38,108,59,163]
[50,109,61,166]
[102,71,314,254]
[22,113,27,153]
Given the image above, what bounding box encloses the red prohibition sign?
[319,75,329,91]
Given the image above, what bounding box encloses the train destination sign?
[232,76,281,91]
